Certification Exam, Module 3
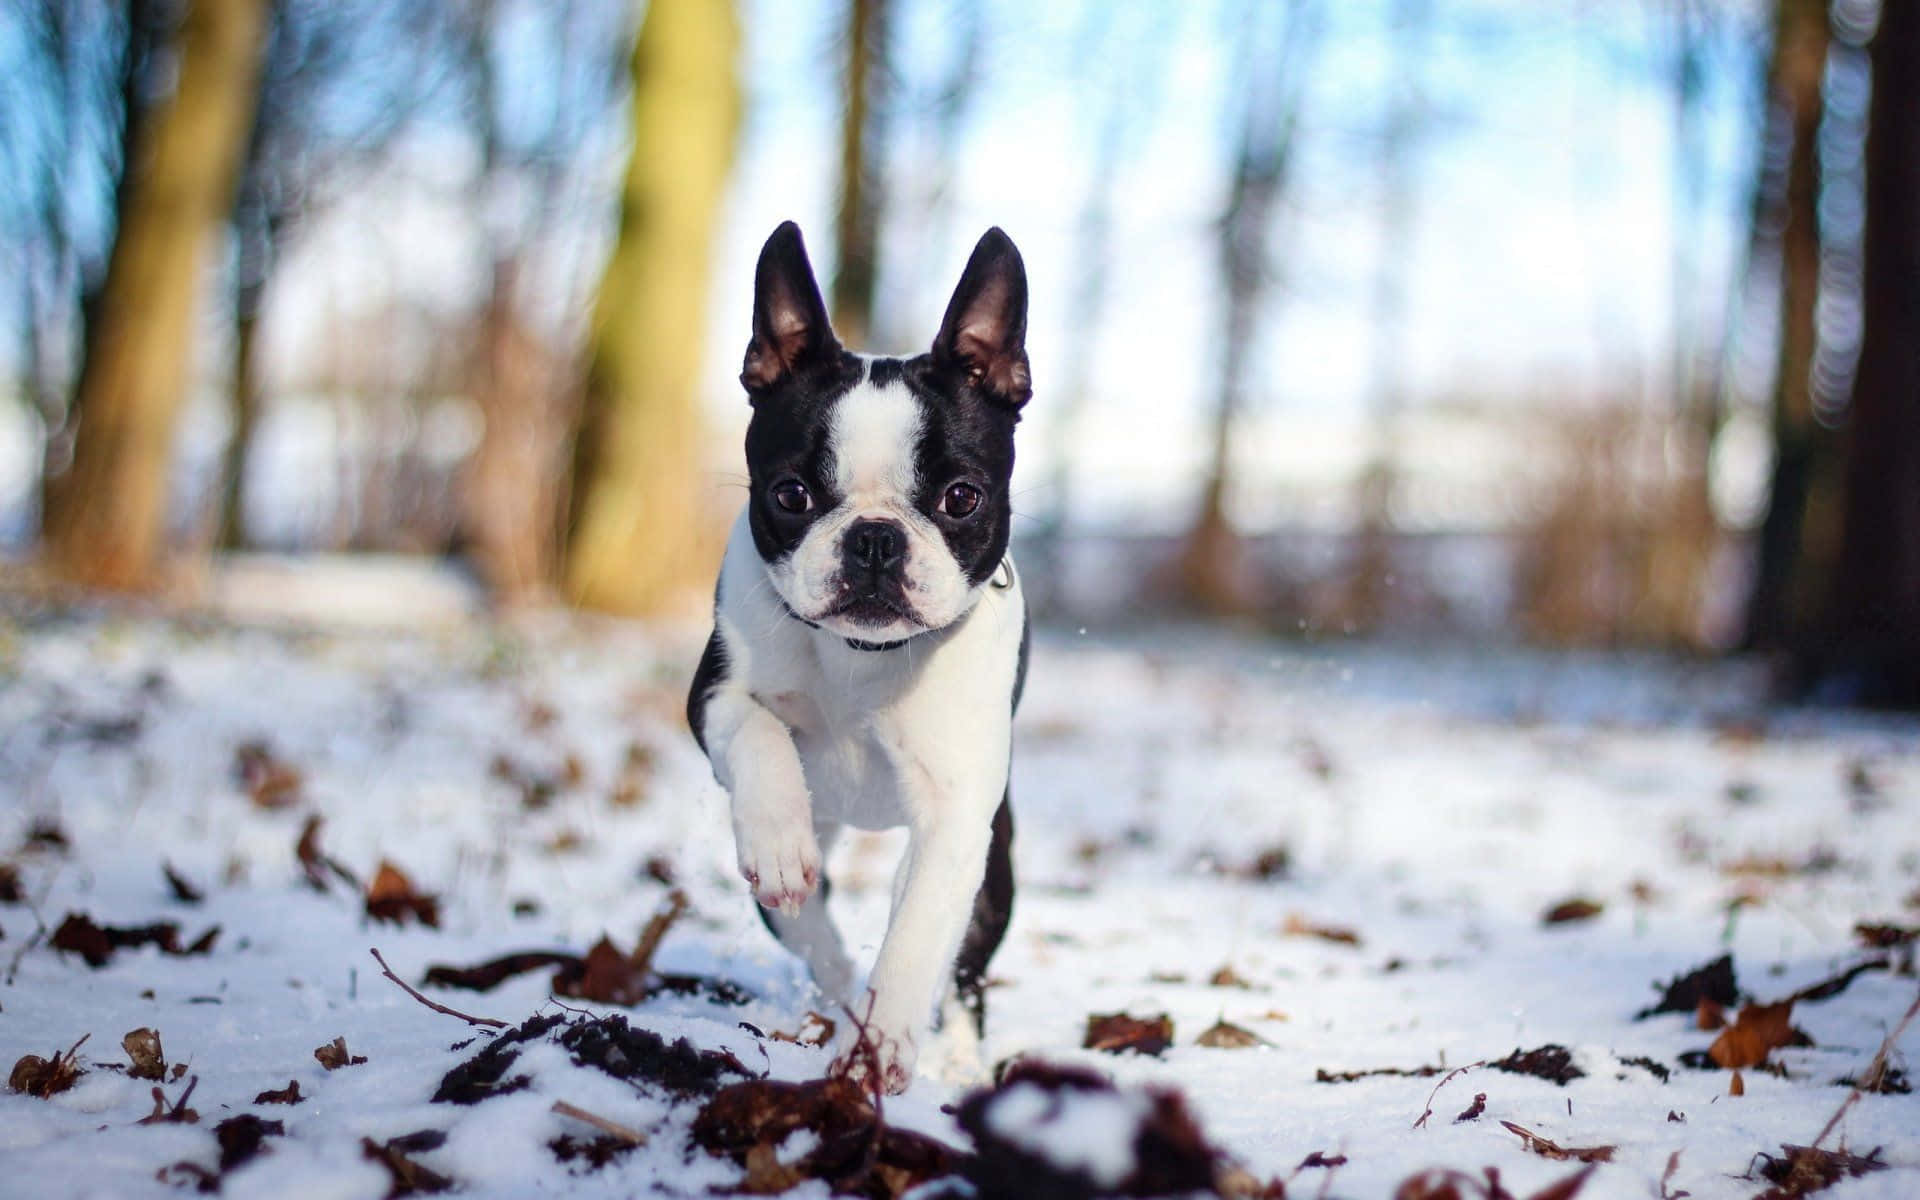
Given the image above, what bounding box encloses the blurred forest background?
[0,0,1914,704]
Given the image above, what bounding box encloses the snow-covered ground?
[1,588,1915,1198]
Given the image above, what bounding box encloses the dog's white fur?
[763,369,978,643]
[700,367,1025,1090]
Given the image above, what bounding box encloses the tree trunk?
[831,0,890,348]
[1825,0,1920,703]
[464,253,566,606]
[1745,0,1836,650]
[215,299,262,549]
[42,0,267,590]
[562,0,740,616]
[1174,1,1314,617]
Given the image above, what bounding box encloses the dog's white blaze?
[828,368,921,503]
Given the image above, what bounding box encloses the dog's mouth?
[820,584,925,632]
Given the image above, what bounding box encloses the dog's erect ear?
[932,228,1031,410]
[742,222,839,394]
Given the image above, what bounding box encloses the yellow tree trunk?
[42,0,267,590]
[564,0,741,616]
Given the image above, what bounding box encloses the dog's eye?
[771,480,812,514]
[941,482,984,519]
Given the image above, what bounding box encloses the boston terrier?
[687,221,1031,1094]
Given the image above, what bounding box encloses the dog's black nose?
[844,519,906,574]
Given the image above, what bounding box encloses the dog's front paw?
[732,798,819,915]
[834,1027,917,1096]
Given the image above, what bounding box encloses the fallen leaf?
[1695,996,1725,1030]
[49,912,218,968]
[1752,1144,1887,1198]
[254,1079,304,1105]
[1453,1092,1486,1123]
[234,739,302,809]
[215,1114,284,1171]
[1542,898,1604,925]
[490,753,564,809]
[362,1130,453,1196]
[314,1036,367,1071]
[1490,1044,1584,1085]
[1853,922,1918,949]
[1708,1000,1796,1069]
[1317,1061,1447,1083]
[423,951,580,992]
[1195,1020,1266,1049]
[8,1035,88,1097]
[1729,1070,1745,1096]
[768,1011,836,1048]
[365,861,440,928]
[1084,1012,1175,1056]
[1501,1121,1614,1163]
[122,1027,166,1081]
[161,862,203,905]
[1208,964,1255,989]
[1636,954,1738,1020]
[296,816,360,893]
[1283,912,1361,946]
[1789,958,1888,1004]
[137,1076,200,1125]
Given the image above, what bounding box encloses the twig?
[1812,982,1920,1150]
[3,874,54,986]
[368,947,507,1029]
[629,889,689,979]
[551,1100,647,1146]
[1412,1061,1483,1129]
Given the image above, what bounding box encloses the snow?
[981,1081,1154,1187]
[1,579,1917,1198]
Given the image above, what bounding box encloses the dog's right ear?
[742,222,839,395]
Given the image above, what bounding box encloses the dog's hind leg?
[951,793,1014,1037]
[757,822,854,1004]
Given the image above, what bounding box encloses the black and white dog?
[687,222,1030,1094]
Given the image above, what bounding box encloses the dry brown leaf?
[1084,1012,1175,1056]
[254,1079,304,1105]
[315,1036,367,1071]
[1729,1070,1745,1096]
[1208,964,1255,989]
[234,740,302,809]
[8,1035,88,1098]
[296,816,359,893]
[137,1076,199,1125]
[1283,912,1361,946]
[1695,996,1726,1030]
[1542,898,1604,925]
[366,861,440,928]
[122,1027,166,1081]
[1501,1121,1615,1163]
[1195,1020,1265,1049]
[768,1011,836,1049]
[1753,1144,1887,1197]
[1708,1000,1796,1069]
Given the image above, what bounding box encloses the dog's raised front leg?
[701,686,819,914]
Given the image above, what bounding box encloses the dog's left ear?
[743,221,840,395]
[933,228,1031,410]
